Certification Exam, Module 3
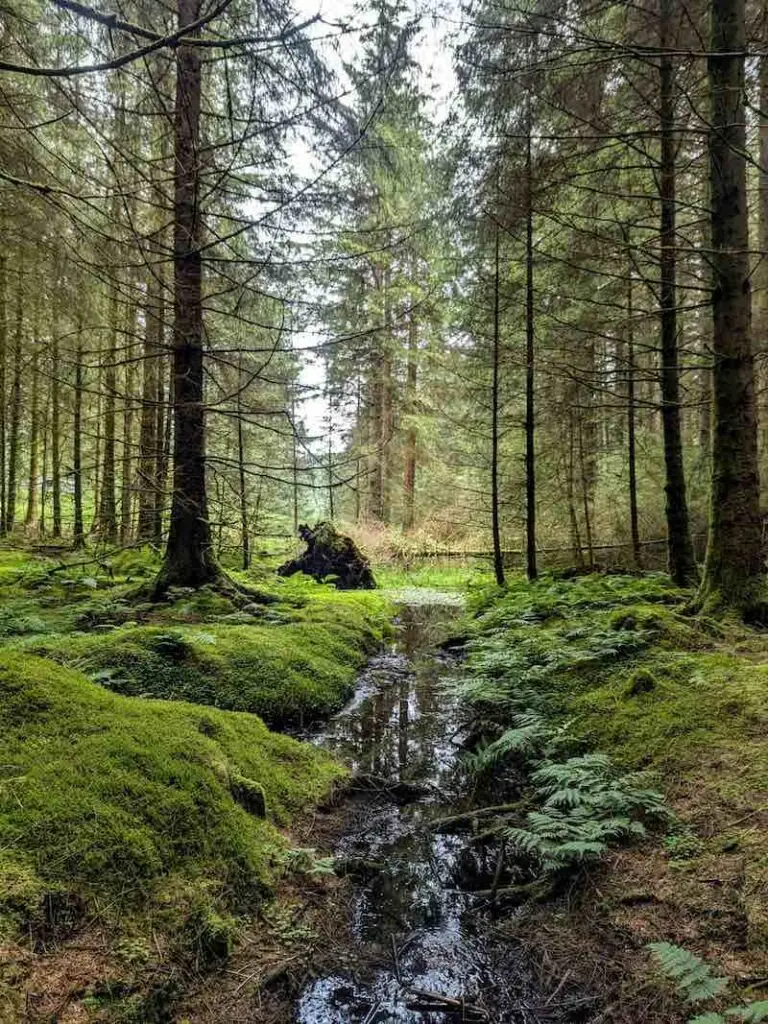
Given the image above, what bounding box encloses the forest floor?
[455,572,768,1023]
[1,551,768,1023]
[0,545,390,1023]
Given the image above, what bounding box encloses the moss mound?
[0,651,343,946]
[22,583,390,725]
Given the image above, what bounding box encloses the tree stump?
[277,522,376,590]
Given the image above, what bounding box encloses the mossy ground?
[0,547,390,726]
[0,544,390,1021]
[463,571,768,1022]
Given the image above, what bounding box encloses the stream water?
[294,596,561,1024]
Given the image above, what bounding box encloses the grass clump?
[0,650,343,958]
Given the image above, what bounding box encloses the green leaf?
[727,1003,768,1022]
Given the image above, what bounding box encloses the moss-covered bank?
[459,572,768,1022]
[0,553,390,725]
[0,546,391,1020]
[0,652,345,1021]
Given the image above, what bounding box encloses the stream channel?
[294,594,572,1024]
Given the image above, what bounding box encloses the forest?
[2,0,768,1020]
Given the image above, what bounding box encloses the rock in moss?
[230,773,267,817]
[625,668,658,697]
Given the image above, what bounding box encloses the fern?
[648,942,727,1005]
[469,712,551,769]
[729,1004,768,1022]
[649,944,768,1024]
[649,942,729,1003]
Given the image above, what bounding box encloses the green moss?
[0,651,344,949]
[458,571,768,943]
[20,581,390,725]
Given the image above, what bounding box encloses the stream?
[294,595,564,1024]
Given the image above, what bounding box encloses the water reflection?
[296,601,548,1024]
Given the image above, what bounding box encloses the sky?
[285,0,459,441]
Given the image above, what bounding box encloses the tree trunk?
[38,390,49,536]
[380,271,393,524]
[24,332,40,529]
[491,222,505,586]
[658,0,697,585]
[699,0,764,606]
[525,117,537,581]
[567,411,584,567]
[627,267,642,569]
[757,0,768,457]
[403,291,417,532]
[237,357,249,570]
[154,349,170,546]
[120,302,137,543]
[97,280,118,542]
[5,259,23,535]
[137,268,160,541]
[578,411,594,568]
[51,299,62,538]
[0,253,7,531]
[155,0,218,593]
[73,316,85,549]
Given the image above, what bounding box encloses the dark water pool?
[294,598,561,1024]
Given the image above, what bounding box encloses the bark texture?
[155,0,219,594]
[699,0,764,605]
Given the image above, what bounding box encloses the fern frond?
[649,943,729,1003]
[727,1003,768,1022]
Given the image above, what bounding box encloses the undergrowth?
[649,943,768,1022]
[455,570,768,1016]
[0,561,390,725]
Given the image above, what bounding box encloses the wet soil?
[294,597,565,1024]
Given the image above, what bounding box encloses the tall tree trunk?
[369,365,383,520]
[291,387,300,535]
[120,302,137,543]
[0,252,7,531]
[51,298,62,538]
[137,269,160,541]
[38,391,49,537]
[627,267,642,569]
[237,358,249,570]
[156,0,218,593]
[757,0,768,457]
[380,271,393,524]
[403,291,417,532]
[97,280,118,542]
[567,410,584,567]
[491,222,505,586]
[5,259,23,535]
[699,0,763,605]
[525,116,537,581]
[578,411,594,567]
[24,331,40,529]
[658,0,697,585]
[73,316,85,549]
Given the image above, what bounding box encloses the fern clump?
[648,942,768,1023]
[504,755,668,874]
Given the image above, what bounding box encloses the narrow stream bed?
[295,596,562,1024]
